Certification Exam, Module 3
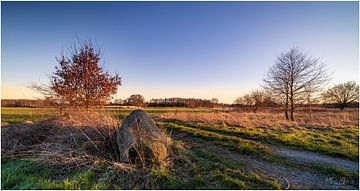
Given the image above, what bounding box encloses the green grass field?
[1,107,359,189]
[161,120,359,160]
[0,107,213,124]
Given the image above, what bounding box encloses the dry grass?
[1,109,175,177]
[158,108,359,160]
[2,107,357,189]
[1,110,126,173]
[159,108,358,129]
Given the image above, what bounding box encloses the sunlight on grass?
[1,159,108,189]
[162,119,358,160]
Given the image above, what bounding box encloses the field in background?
[1,107,213,124]
[1,107,359,189]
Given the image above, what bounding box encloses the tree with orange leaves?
[51,40,121,108]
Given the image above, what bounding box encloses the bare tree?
[234,90,277,109]
[30,81,65,106]
[46,40,121,108]
[263,48,329,120]
[127,94,145,108]
[234,94,253,106]
[321,81,359,110]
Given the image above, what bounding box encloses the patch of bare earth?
[174,132,358,190]
[269,145,359,173]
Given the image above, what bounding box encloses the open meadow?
[1,107,358,189]
[2,1,359,190]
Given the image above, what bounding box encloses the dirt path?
[269,144,359,173]
[175,133,358,189]
[164,119,358,174]
[204,143,357,189]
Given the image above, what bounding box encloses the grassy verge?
[160,121,359,187]
[158,121,272,156]
[163,119,358,160]
[147,141,281,189]
[1,159,108,189]
[1,143,281,189]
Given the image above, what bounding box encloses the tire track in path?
[175,132,358,189]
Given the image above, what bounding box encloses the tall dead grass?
[1,110,126,172]
[2,109,175,178]
[159,108,359,129]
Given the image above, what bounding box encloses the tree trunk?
[340,103,345,110]
[308,104,312,120]
[307,93,312,121]
[285,94,289,120]
[290,92,294,121]
[290,102,294,121]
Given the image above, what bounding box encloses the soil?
[175,132,358,189]
[269,144,359,173]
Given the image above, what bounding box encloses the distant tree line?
[321,81,359,110]
[109,96,224,108]
[234,90,279,109]
[148,98,218,108]
[1,99,56,108]
[233,85,359,111]
[126,94,146,107]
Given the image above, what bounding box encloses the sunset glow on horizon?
[2,1,358,104]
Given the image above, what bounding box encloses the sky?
[1,1,359,103]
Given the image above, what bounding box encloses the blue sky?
[1,1,358,103]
